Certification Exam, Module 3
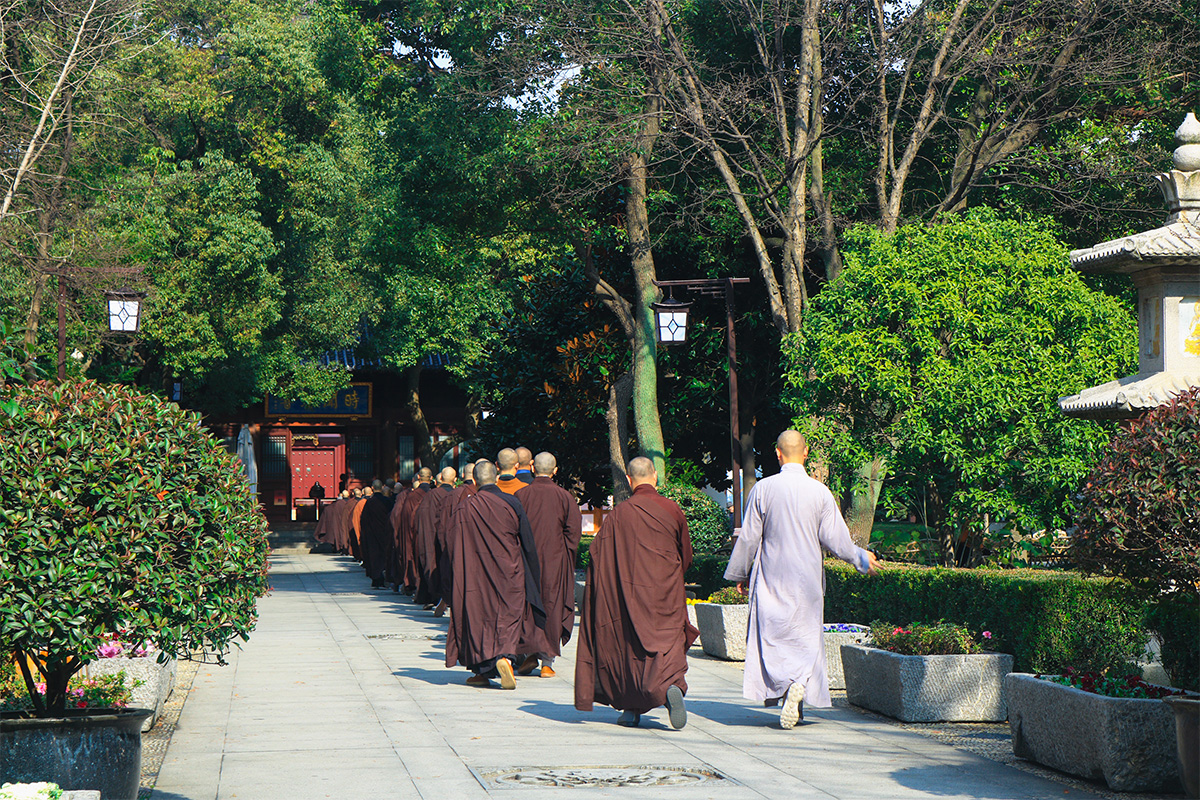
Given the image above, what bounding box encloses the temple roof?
[1058,370,1200,418]
[1068,218,1200,274]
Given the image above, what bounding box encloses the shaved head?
[475,461,499,485]
[438,467,457,484]
[417,467,434,482]
[533,451,557,475]
[775,430,809,464]
[626,456,657,489]
[515,447,533,468]
[461,462,475,482]
[497,448,518,471]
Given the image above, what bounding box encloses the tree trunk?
[607,371,633,503]
[402,364,436,468]
[844,455,886,548]
[738,400,757,512]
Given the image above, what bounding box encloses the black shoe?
[665,685,687,729]
[617,710,641,727]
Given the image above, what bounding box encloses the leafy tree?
[786,208,1137,557]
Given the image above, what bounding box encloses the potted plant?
[1071,387,1200,794]
[842,621,1013,722]
[82,634,176,732]
[693,587,749,660]
[0,380,270,800]
[1007,670,1194,793]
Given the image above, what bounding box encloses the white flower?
[0,782,63,800]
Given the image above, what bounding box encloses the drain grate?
[363,632,445,641]
[475,766,730,789]
[328,592,365,596]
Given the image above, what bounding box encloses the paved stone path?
[151,553,1106,800]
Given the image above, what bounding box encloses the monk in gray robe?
[575,457,695,729]
[724,430,879,729]
[444,461,545,689]
[515,452,582,677]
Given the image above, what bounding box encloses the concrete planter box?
[825,625,872,690]
[842,644,1012,722]
[1006,673,1191,793]
[84,656,176,732]
[694,603,748,660]
[686,604,697,630]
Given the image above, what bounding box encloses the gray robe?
[724,463,870,708]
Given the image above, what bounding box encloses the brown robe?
[516,476,583,658]
[359,493,396,582]
[413,483,455,604]
[348,498,366,561]
[314,497,344,544]
[444,485,545,671]
[574,484,697,715]
[396,483,430,590]
[496,475,525,495]
[437,481,476,601]
[387,487,409,583]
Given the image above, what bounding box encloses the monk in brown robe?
[575,456,696,729]
[495,448,525,495]
[514,446,535,485]
[413,467,456,606]
[326,491,353,553]
[360,482,396,589]
[396,469,432,593]
[515,452,582,678]
[444,461,545,689]
[433,462,478,616]
[313,494,343,547]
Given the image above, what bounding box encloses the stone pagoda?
[1059,113,1200,418]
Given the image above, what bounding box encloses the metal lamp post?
[652,277,750,526]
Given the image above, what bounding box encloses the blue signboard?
[266,383,373,417]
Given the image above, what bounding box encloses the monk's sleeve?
[513,501,548,628]
[817,487,871,573]
[677,509,693,574]
[564,496,583,550]
[724,485,763,582]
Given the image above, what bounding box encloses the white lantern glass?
[107,297,141,332]
[655,304,690,343]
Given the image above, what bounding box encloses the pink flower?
[97,642,123,658]
[982,631,992,639]
[892,627,907,635]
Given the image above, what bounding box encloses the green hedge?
[686,554,732,599]
[824,560,1147,674]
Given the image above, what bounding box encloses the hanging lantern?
[105,288,145,332]
[652,295,692,344]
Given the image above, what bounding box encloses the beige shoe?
[779,683,804,729]
[496,657,516,690]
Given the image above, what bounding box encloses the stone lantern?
[1059,113,1200,418]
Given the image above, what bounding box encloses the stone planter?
[685,604,697,631]
[0,708,152,800]
[1006,673,1190,793]
[84,656,176,732]
[1164,696,1200,798]
[824,624,871,690]
[841,644,1012,722]
[694,603,748,660]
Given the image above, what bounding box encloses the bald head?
[461,462,475,482]
[626,456,657,489]
[515,447,533,469]
[497,448,518,472]
[475,461,499,486]
[417,467,434,483]
[775,430,809,464]
[438,467,457,485]
[533,451,557,476]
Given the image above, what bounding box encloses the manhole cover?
[363,633,445,641]
[476,766,729,789]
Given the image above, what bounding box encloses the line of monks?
[313,446,697,729]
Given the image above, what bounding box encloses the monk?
[725,430,880,729]
[495,448,524,495]
[575,457,696,729]
[413,467,457,606]
[395,469,432,593]
[514,446,535,485]
[444,461,545,689]
[360,481,396,589]
[347,488,367,561]
[313,493,342,547]
[434,462,478,616]
[515,452,582,677]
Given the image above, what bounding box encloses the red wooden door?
[292,447,337,500]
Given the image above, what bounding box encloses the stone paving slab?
[149,553,1124,800]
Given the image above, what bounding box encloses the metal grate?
[346,433,375,482]
[363,633,445,641]
[397,435,416,479]
[475,766,730,790]
[260,434,287,478]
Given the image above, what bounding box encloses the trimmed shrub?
[0,380,270,715]
[706,586,746,605]
[1072,387,1200,690]
[658,483,732,554]
[824,560,1146,674]
[686,553,731,599]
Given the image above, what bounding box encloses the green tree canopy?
[786,208,1137,563]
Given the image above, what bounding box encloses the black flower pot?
[0,707,152,800]
[1165,696,1200,799]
